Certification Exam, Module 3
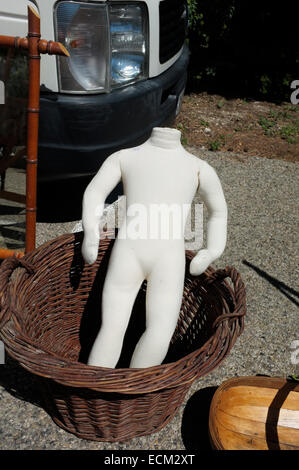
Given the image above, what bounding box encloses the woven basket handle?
[0,257,35,329]
[204,266,246,329]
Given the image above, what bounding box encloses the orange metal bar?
[0,249,24,259]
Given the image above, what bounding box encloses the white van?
[0,0,189,185]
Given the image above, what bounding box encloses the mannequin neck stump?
[149,127,182,149]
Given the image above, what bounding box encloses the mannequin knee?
[145,321,176,347]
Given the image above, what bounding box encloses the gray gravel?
[0,147,298,450]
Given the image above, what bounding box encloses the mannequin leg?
[87,244,144,368]
[129,253,185,368]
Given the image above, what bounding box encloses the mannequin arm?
[190,163,227,276]
[81,153,121,264]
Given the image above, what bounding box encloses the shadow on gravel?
[0,203,25,250]
[36,177,90,223]
[181,386,217,451]
[243,260,299,307]
[0,354,44,409]
[37,177,123,223]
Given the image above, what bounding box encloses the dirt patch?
[175,92,299,162]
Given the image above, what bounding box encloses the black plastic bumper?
[38,44,189,181]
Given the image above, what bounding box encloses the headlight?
[110,4,148,87]
[55,2,148,93]
[55,2,109,93]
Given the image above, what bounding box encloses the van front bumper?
[38,43,189,181]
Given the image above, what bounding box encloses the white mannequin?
[82,127,227,368]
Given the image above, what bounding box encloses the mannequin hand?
[189,249,214,276]
[82,234,99,265]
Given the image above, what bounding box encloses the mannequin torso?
[82,127,227,368]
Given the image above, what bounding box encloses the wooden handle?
[207,266,247,329]
[0,36,69,57]
[0,257,34,328]
[0,249,24,259]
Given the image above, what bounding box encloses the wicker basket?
[0,232,246,442]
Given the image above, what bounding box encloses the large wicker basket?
[0,232,246,442]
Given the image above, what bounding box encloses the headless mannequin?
[82,127,227,368]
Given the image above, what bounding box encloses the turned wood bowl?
[209,376,299,450]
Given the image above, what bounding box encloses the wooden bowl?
[209,376,299,450]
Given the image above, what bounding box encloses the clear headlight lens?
[55,2,148,94]
[110,4,148,87]
[55,2,109,93]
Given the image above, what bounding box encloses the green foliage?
[181,136,188,146]
[186,0,200,30]
[258,116,276,136]
[288,375,299,382]
[259,75,272,96]
[187,0,236,48]
[186,1,299,102]
[279,123,298,144]
[0,48,28,99]
[257,110,299,144]
[199,119,209,126]
[208,135,225,151]
[208,139,221,151]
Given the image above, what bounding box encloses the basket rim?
[0,232,246,394]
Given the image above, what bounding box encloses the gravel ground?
[0,147,298,451]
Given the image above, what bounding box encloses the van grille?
[159,0,186,64]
